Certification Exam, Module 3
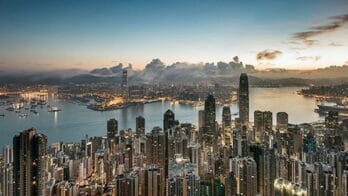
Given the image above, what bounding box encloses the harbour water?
[0,87,323,148]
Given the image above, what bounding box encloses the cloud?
[37,63,54,66]
[296,56,321,61]
[283,41,306,50]
[290,47,306,51]
[144,58,165,71]
[283,41,301,45]
[73,62,83,66]
[292,14,348,45]
[256,50,282,61]
[329,42,343,47]
[303,39,318,46]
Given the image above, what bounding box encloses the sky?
[0,0,347,71]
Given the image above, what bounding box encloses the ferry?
[316,104,348,114]
[48,107,61,112]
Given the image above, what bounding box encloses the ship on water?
[316,104,348,114]
[48,106,61,112]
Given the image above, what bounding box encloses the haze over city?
[1,1,348,196]
[1,0,348,71]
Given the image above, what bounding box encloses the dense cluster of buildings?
[1,73,348,196]
[57,71,236,107]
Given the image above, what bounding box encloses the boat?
[316,104,348,114]
[48,107,61,112]
[30,109,39,115]
[17,113,28,118]
[144,99,161,104]
[0,114,5,117]
[38,100,47,105]
[6,107,14,111]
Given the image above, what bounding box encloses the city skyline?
[1,72,348,195]
[1,1,348,195]
[1,0,348,71]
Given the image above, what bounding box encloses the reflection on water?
[53,112,58,127]
[0,87,323,147]
[249,87,321,123]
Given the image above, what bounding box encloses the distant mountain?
[0,69,87,84]
[252,65,348,80]
[90,67,113,76]
[1,58,348,86]
[66,74,122,84]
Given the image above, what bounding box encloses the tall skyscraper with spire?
[238,73,249,124]
[13,128,47,196]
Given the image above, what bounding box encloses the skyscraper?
[144,166,165,196]
[204,94,216,135]
[146,128,167,180]
[198,110,205,131]
[122,69,128,101]
[222,106,231,128]
[225,172,238,196]
[325,110,339,132]
[136,115,145,135]
[167,166,200,196]
[2,163,13,196]
[163,109,175,131]
[253,111,273,142]
[262,111,273,134]
[249,144,265,195]
[238,73,249,124]
[276,112,288,132]
[122,69,128,88]
[107,118,118,139]
[116,174,138,196]
[229,157,257,196]
[254,110,263,142]
[163,110,176,182]
[13,128,47,196]
[2,146,13,196]
[3,146,13,164]
[263,149,276,196]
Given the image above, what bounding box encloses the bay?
[0,87,323,148]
